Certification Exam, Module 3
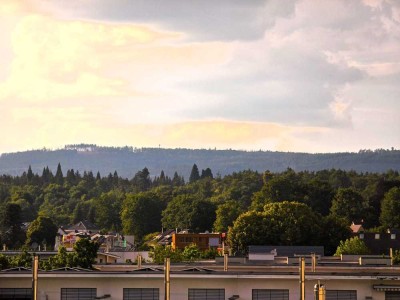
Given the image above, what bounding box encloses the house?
[171,231,221,251]
[351,223,400,254]
[54,221,135,263]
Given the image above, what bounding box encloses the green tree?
[380,187,400,229]
[330,188,370,223]
[213,201,243,233]
[55,163,64,185]
[189,164,200,183]
[0,254,10,270]
[149,245,182,264]
[39,184,70,225]
[73,238,100,269]
[228,201,322,254]
[334,237,370,256]
[161,194,216,232]
[121,192,164,243]
[10,250,32,268]
[0,203,26,249]
[182,243,201,262]
[26,215,58,249]
[320,215,352,255]
[41,246,76,270]
[201,168,213,179]
[94,191,124,231]
[132,167,151,192]
[303,179,334,216]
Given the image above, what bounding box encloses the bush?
[334,237,370,256]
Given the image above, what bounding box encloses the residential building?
[171,232,221,251]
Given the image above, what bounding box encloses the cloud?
[0,0,399,153]
[42,0,297,41]
[175,0,400,133]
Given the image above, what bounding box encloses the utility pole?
[32,255,39,300]
[299,257,305,300]
[164,257,170,300]
[311,253,316,272]
[137,254,142,269]
[223,251,228,272]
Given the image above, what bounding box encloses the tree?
[10,250,32,268]
[303,179,334,216]
[161,194,216,232]
[26,215,58,249]
[55,163,64,185]
[27,166,34,183]
[132,167,151,192]
[320,215,352,255]
[41,246,75,270]
[182,243,201,262]
[0,254,10,270]
[39,184,70,225]
[94,191,124,232]
[201,168,213,179]
[330,188,370,223]
[172,172,185,186]
[189,164,200,183]
[0,203,25,249]
[121,192,164,243]
[213,201,243,233]
[334,237,370,256]
[149,245,182,264]
[73,238,100,269]
[380,187,400,229]
[228,201,322,254]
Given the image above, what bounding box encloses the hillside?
[0,144,399,179]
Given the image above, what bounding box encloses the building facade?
[2,263,400,300]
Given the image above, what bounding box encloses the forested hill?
[0,144,399,179]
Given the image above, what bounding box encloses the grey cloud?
[49,0,297,41]
[179,44,364,127]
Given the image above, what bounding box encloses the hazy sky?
[1,0,399,154]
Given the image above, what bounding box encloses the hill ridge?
[1,144,399,179]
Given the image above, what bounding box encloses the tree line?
[0,164,400,256]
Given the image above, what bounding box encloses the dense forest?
[1,144,399,179]
[1,162,400,256]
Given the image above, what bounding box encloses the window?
[61,288,96,300]
[391,234,396,240]
[359,233,364,239]
[386,291,400,300]
[188,288,225,300]
[0,288,32,300]
[326,290,357,300]
[123,288,159,300]
[252,289,289,300]
[375,233,380,239]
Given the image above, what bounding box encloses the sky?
[0,0,399,154]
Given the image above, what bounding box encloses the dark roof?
[48,267,93,272]
[179,267,216,273]
[248,246,324,257]
[130,267,163,272]
[156,229,176,245]
[1,267,32,272]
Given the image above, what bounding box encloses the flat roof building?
[2,258,400,300]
